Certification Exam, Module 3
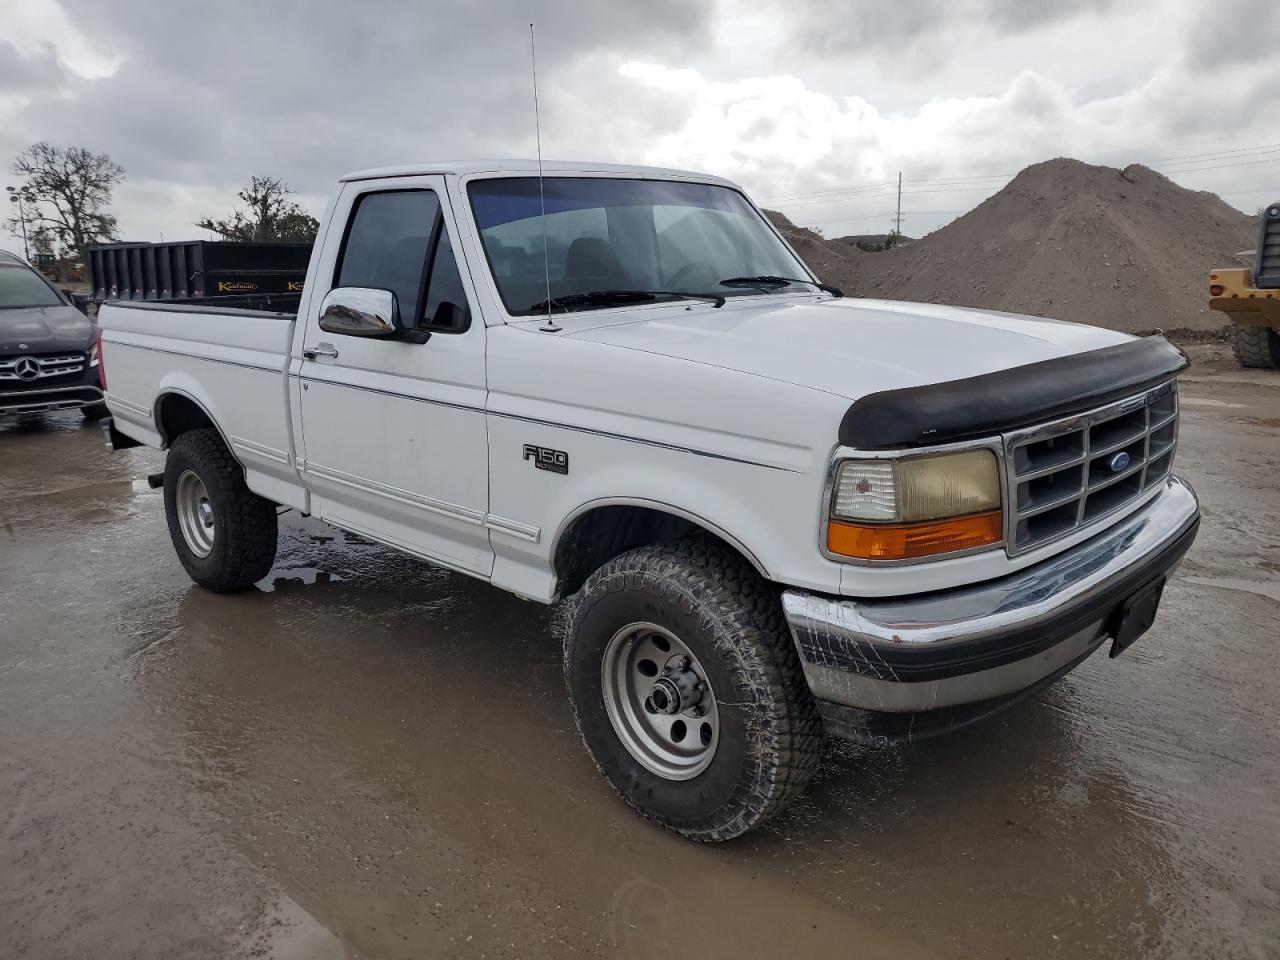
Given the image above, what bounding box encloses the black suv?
[0,250,106,419]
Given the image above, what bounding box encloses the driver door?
[294,176,491,577]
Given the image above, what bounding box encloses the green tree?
[196,176,318,242]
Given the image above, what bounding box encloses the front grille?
[1003,381,1178,555]
[0,352,87,384]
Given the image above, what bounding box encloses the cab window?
[335,189,470,333]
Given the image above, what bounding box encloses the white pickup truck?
[100,160,1200,841]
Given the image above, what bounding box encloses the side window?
[421,228,469,332]
[334,189,470,334]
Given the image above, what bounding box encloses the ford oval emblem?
[1109,451,1131,473]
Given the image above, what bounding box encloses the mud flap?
[101,416,143,452]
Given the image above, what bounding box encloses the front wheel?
[564,539,823,841]
[163,428,278,592]
[81,402,109,420]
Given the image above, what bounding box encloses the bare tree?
[196,176,319,243]
[8,143,125,259]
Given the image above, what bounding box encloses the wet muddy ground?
[2,344,1277,959]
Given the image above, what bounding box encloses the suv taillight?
[94,325,106,391]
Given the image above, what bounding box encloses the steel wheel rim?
[175,469,215,558]
[601,622,720,781]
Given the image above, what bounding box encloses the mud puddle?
[2,364,1278,959]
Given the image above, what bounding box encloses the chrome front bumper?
[0,384,103,416]
[782,476,1200,740]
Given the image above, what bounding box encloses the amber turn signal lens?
[827,510,1003,561]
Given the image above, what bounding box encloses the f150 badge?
[524,444,568,475]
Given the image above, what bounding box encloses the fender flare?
[153,387,240,467]
[551,495,772,580]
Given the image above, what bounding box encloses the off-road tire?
[564,539,823,841]
[163,428,278,592]
[80,402,109,420]
[1232,323,1280,369]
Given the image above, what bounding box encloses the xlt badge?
[523,444,568,475]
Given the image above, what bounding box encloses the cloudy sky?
[2,0,1278,245]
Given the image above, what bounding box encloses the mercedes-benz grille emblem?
[1108,451,1131,473]
[14,357,40,381]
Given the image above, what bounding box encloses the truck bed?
[99,300,306,509]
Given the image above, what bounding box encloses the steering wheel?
[664,262,719,290]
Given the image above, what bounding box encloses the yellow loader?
[1210,201,1280,368]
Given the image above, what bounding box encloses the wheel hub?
[601,622,720,781]
[175,469,216,559]
[648,659,703,715]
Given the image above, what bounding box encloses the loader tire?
[1232,323,1280,369]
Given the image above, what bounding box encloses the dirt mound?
[833,158,1256,333]
[764,209,863,288]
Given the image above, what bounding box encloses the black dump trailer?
[87,241,311,311]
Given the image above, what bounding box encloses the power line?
[758,179,899,204]
[810,211,895,226]
[807,209,965,229]
[904,173,1016,184]
[768,181,1016,210]
[1149,142,1280,164]
[766,190,901,209]
[1152,156,1280,175]
[763,138,1280,237]
[759,138,1280,207]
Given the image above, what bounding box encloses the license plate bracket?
[1109,576,1166,658]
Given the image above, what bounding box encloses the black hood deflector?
[839,335,1189,450]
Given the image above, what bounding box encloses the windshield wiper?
[719,275,844,297]
[525,289,725,314]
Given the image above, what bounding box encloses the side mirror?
[318,287,399,338]
[70,293,90,315]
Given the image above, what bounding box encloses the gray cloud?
[0,41,68,93]
[779,0,1117,59]
[3,0,1277,245]
[1186,0,1280,68]
[4,0,716,232]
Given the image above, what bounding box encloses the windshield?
[0,266,62,308]
[468,177,812,316]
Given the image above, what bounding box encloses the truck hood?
[558,296,1133,400]
[0,305,94,354]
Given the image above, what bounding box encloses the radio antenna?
[530,23,560,332]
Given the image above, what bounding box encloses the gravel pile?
[764,210,864,285]
[774,158,1258,334]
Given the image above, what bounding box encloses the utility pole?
[893,171,903,242]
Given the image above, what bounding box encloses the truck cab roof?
[339,159,738,186]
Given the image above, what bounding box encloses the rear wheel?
[1232,323,1280,369]
[163,428,278,592]
[564,539,823,841]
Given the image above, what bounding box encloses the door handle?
[303,344,339,360]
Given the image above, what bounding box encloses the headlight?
[88,343,100,367]
[827,450,1003,560]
